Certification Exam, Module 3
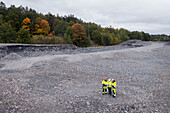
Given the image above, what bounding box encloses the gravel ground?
[0,40,169,112]
[0,40,149,58]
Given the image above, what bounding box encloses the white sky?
[3,0,170,35]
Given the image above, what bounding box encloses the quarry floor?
[0,41,169,112]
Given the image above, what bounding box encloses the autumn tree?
[22,17,31,30]
[34,17,50,35]
[72,23,88,47]
[115,34,121,44]
[0,2,168,43]
[40,19,50,35]
[34,17,42,34]
[115,37,119,44]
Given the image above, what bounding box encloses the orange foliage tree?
[34,17,50,35]
[34,24,40,32]
[22,17,31,30]
[34,17,42,34]
[40,20,50,35]
[72,23,87,47]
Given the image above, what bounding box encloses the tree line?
[0,2,169,47]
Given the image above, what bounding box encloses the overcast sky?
[3,0,170,35]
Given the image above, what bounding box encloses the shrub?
[32,35,65,44]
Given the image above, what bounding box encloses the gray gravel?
[0,40,169,113]
[0,39,150,58]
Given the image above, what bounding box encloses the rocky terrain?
[0,40,169,113]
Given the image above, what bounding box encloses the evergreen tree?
[0,23,17,42]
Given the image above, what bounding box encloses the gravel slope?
[0,41,169,112]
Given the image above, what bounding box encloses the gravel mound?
[3,53,22,60]
[164,42,170,46]
[120,39,148,47]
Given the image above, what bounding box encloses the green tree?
[37,29,43,35]
[116,34,121,44]
[17,28,31,43]
[67,21,74,26]
[142,32,150,41]
[6,5,23,31]
[130,31,141,40]
[84,36,91,47]
[89,23,102,38]
[119,30,126,41]
[65,26,73,38]
[105,27,115,34]
[0,2,7,20]
[0,23,17,42]
[109,34,114,45]
[111,33,121,45]
[53,19,67,37]
[63,26,74,44]
[92,30,103,45]
[0,14,3,25]
[64,33,72,44]
[45,13,55,32]
[102,33,111,46]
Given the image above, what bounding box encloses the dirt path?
[0,42,169,112]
